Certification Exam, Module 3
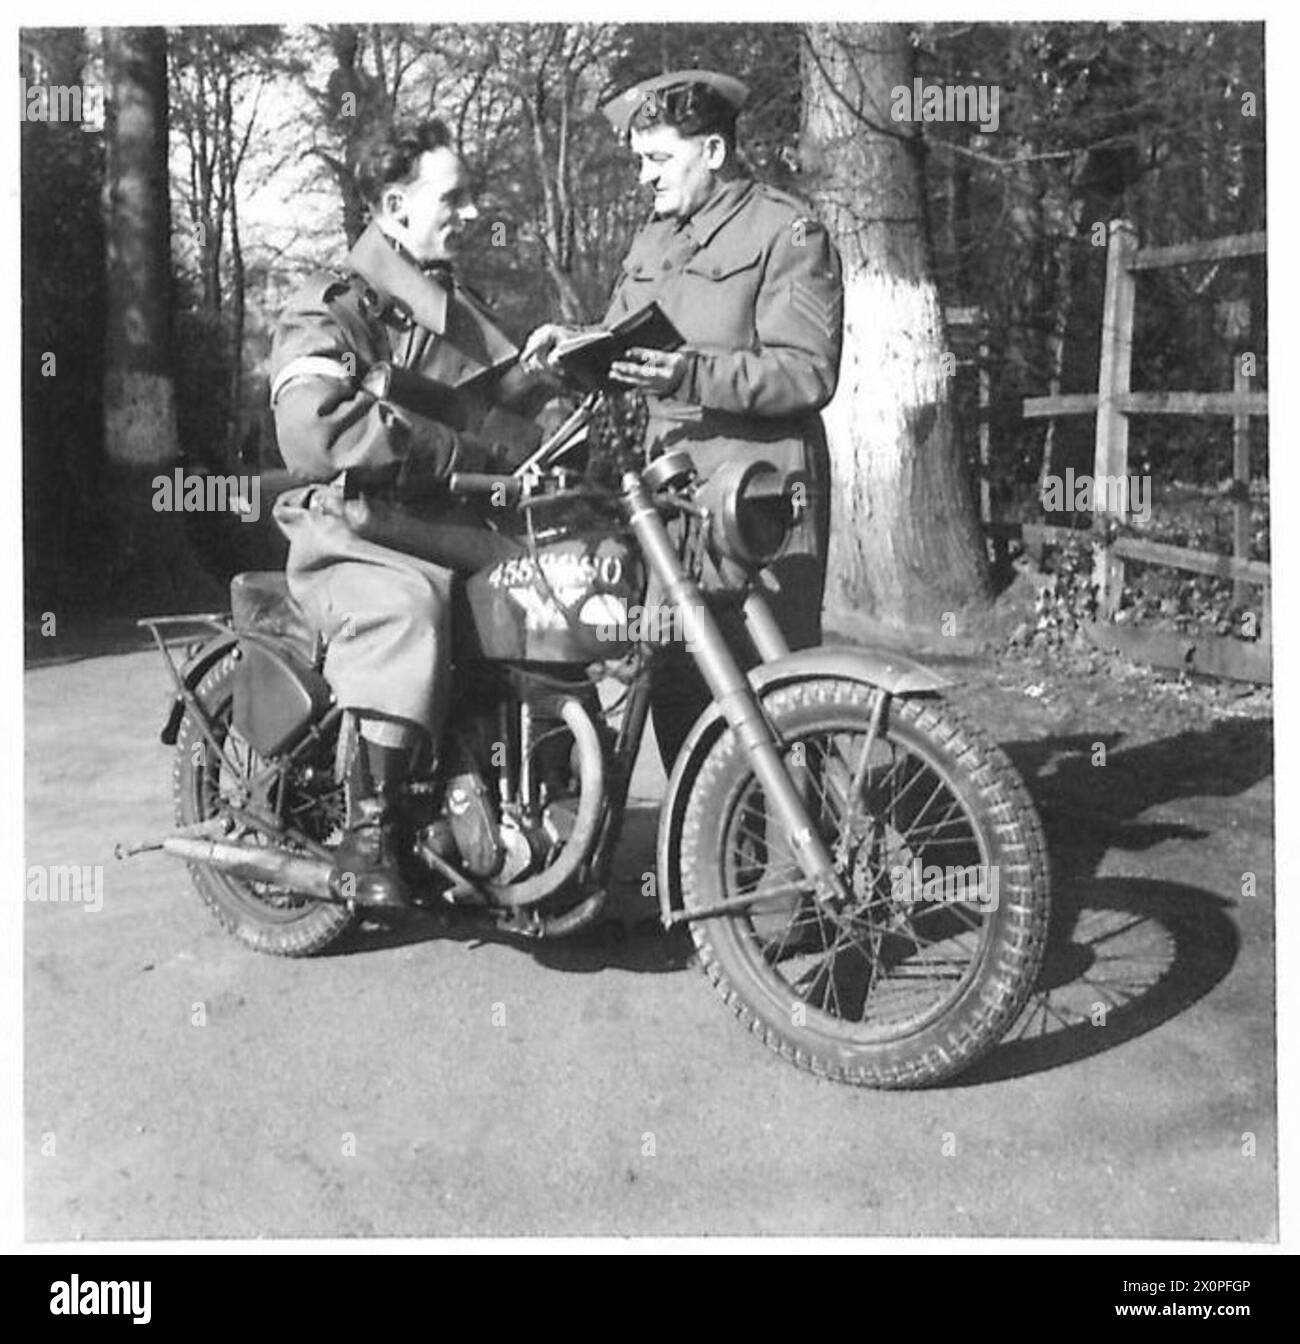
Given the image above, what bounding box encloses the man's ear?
[703,134,729,171]
[381,186,405,220]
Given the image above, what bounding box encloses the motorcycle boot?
[331,738,414,912]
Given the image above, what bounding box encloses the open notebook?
[550,302,685,392]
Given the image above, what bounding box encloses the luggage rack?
[136,609,341,803]
[137,613,237,763]
[136,612,233,700]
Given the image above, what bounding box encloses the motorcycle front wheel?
[679,678,1050,1088]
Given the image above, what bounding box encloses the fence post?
[1092,219,1137,620]
[1232,358,1252,607]
[978,334,991,526]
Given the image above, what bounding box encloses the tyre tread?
[680,680,1050,1088]
[172,652,357,958]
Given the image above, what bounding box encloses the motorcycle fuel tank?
[457,527,645,663]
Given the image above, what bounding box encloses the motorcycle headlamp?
[707,458,795,567]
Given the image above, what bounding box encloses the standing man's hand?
[521,322,582,374]
[608,347,689,395]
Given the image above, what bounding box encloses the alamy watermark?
[592,601,695,648]
[891,80,999,134]
[152,470,262,523]
[1041,469,1151,524]
[27,864,103,913]
[20,77,104,130]
[50,1276,151,1325]
[890,860,1000,911]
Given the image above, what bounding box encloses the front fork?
[621,473,848,906]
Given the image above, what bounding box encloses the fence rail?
[1129,231,1266,270]
[1004,220,1269,681]
[1024,390,1268,419]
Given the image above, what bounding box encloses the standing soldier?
[525,70,844,768]
[270,119,544,912]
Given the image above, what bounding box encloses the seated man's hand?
[534,395,577,441]
[447,433,531,477]
[608,347,689,396]
[521,322,585,375]
[484,437,537,475]
[394,431,531,499]
[360,362,392,400]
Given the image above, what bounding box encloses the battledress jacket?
[604,174,845,649]
[269,221,530,491]
[266,223,536,730]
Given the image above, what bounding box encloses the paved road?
[25,645,1276,1239]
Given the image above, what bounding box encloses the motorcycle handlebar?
[446,472,522,503]
[447,466,691,517]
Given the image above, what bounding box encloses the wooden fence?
[1007,221,1269,681]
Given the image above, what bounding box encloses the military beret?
[600,69,749,138]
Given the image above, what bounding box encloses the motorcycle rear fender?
[159,632,238,745]
[653,644,952,926]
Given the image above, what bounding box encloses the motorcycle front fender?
[653,644,953,926]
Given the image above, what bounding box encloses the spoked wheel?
[173,650,359,956]
[679,679,1050,1087]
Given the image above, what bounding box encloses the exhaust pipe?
[163,836,337,902]
[159,696,604,913]
[487,696,605,909]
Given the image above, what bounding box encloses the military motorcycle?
[121,387,1050,1089]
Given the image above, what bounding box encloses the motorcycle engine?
[418,675,594,887]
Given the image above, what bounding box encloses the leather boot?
[330,739,412,911]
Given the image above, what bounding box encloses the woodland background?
[20,22,1267,637]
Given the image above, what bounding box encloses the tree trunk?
[104,27,217,606]
[801,23,991,640]
[1048,43,1142,503]
[222,74,246,461]
[22,26,101,608]
[522,75,586,323]
[326,26,374,247]
[104,27,175,469]
[1236,24,1266,412]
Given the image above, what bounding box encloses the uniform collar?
[679,175,755,249]
[345,222,451,334]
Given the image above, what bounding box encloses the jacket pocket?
[619,257,661,285]
[683,244,762,282]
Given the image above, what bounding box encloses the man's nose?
[458,201,479,224]
[639,161,659,188]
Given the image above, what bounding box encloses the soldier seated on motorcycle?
[269,119,551,914]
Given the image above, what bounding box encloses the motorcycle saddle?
[229,571,320,665]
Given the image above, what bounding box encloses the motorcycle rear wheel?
[679,679,1050,1088]
[173,650,359,957]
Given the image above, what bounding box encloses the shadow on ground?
[962,875,1239,1085]
[320,805,693,976]
[960,715,1271,1084]
[320,710,1270,1085]
[43,586,1269,1090]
